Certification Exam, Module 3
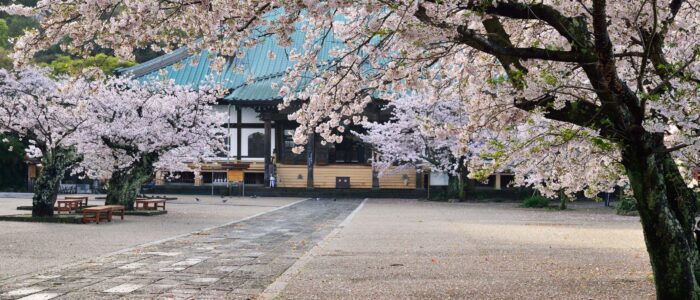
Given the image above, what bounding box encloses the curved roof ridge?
[115,47,191,78]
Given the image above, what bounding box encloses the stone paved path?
[0,198,362,300]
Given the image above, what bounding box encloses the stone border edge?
[258,197,369,300]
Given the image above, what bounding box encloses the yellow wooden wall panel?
[276,164,415,189]
[378,167,416,189]
[314,165,372,189]
[276,164,307,188]
[276,164,373,189]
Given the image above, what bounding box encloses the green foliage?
[539,69,558,86]
[0,134,25,159]
[591,136,614,151]
[45,54,136,76]
[0,0,38,6]
[0,134,27,191]
[559,128,579,142]
[0,46,12,70]
[487,73,508,86]
[616,195,638,216]
[1,4,39,68]
[0,7,38,38]
[521,194,551,208]
[0,19,9,48]
[0,19,12,70]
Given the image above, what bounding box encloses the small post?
[415,166,423,190]
[306,133,315,189]
[264,119,272,187]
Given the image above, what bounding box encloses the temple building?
[116,30,422,191]
[115,26,516,195]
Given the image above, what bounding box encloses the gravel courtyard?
[0,195,302,280]
[0,197,654,299]
[277,199,654,300]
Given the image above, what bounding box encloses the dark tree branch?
[459,1,594,51]
[414,4,594,63]
[514,94,617,139]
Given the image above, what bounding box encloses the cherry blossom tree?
[7,0,700,297]
[75,77,226,209]
[0,67,89,217]
[358,93,472,199]
[478,115,627,209]
[362,93,625,202]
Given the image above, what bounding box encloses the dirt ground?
[278,199,654,300]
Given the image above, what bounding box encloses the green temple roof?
[116,24,341,104]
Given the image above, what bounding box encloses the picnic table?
[82,205,125,224]
[134,198,167,211]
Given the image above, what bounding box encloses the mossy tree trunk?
[447,175,466,200]
[446,164,468,201]
[32,148,80,217]
[457,165,469,201]
[558,190,567,210]
[622,134,700,299]
[105,153,158,210]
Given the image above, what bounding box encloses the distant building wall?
[276,164,374,188]
[314,165,373,189]
[378,167,417,189]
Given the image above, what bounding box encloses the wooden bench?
[134,198,166,211]
[64,196,88,207]
[104,205,125,220]
[55,199,84,214]
[82,205,124,224]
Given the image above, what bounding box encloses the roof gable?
[117,23,342,103]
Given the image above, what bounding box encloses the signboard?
[430,172,449,186]
[227,170,244,182]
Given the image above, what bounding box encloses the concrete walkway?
[0,198,362,300]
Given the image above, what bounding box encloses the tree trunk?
[558,190,567,210]
[105,153,157,210]
[447,175,460,200]
[622,138,700,299]
[457,174,466,201]
[32,148,80,217]
[457,167,469,201]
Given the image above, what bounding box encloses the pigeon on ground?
[251,195,257,199]
[195,197,200,202]
[222,198,228,203]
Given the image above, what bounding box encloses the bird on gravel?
[222,198,228,203]
[195,197,200,202]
